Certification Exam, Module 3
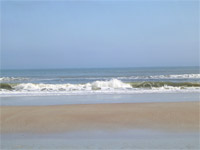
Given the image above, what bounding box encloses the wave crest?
[1,79,200,93]
[10,79,131,92]
[118,74,200,80]
[0,77,29,82]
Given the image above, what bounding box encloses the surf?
[1,79,200,92]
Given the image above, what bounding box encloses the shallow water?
[0,93,199,106]
[1,129,199,150]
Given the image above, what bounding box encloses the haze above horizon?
[1,1,199,69]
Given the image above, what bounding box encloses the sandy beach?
[1,102,199,133]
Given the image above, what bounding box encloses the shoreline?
[1,101,199,133]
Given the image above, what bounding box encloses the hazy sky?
[1,1,199,69]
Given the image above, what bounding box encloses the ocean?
[1,67,199,149]
[0,67,199,97]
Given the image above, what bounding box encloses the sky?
[1,1,199,69]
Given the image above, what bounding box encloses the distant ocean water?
[0,67,199,97]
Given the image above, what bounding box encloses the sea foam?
[0,79,200,97]
[12,79,131,91]
[118,74,200,80]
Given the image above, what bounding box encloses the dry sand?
[0,102,199,133]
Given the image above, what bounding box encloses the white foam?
[0,79,200,97]
[118,74,200,80]
[12,79,131,92]
[0,77,29,82]
[0,88,199,97]
[91,79,132,90]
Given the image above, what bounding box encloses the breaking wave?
[118,74,200,80]
[1,74,199,83]
[0,79,132,91]
[0,77,29,82]
[0,79,200,96]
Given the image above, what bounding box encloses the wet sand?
[0,102,199,133]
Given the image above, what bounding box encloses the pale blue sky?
[1,1,199,69]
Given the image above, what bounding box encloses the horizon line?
[1,65,199,70]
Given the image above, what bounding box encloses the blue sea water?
[2,129,199,150]
[0,66,199,105]
[1,67,199,84]
[0,67,200,97]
